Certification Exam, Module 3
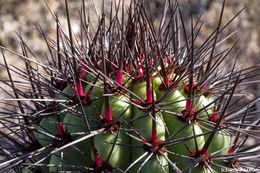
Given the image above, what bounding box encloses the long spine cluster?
[0,0,259,173]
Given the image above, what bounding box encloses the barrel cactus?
[0,0,259,172]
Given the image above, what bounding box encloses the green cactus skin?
[94,131,130,172]
[131,81,169,173]
[22,149,50,173]
[153,76,186,112]
[187,166,210,173]
[131,109,168,173]
[211,161,231,173]
[196,96,214,117]
[108,94,132,121]
[33,85,75,147]
[84,95,131,172]
[178,87,214,118]
[153,76,204,172]
[63,106,91,133]
[132,156,169,173]
[22,168,34,173]
[203,129,231,156]
[55,84,74,121]
[131,81,166,140]
[166,116,205,172]
[130,115,168,173]
[92,94,132,172]
[34,116,58,147]
[153,74,232,172]
[49,146,91,172]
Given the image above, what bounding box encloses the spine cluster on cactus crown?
[0,0,259,173]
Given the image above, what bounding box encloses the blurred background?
[0,0,259,115]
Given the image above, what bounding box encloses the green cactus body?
[63,107,93,161]
[178,87,213,117]
[131,81,165,140]
[22,148,50,173]
[153,75,205,171]
[49,146,91,172]
[93,94,131,171]
[197,97,231,156]
[130,112,168,173]
[33,85,74,147]
[195,96,214,118]
[132,155,169,173]
[108,94,132,121]
[63,97,103,134]
[34,116,58,147]
[211,160,231,173]
[132,107,166,143]
[131,81,169,173]
[85,80,105,124]
[154,76,186,112]
[55,84,74,121]
[94,131,130,172]
[63,106,91,133]
[187,166,210,173]
[203,128,231,156]
[165,116,205,171]
[22,168,34,173]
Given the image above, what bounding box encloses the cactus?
[0,0,259,172]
